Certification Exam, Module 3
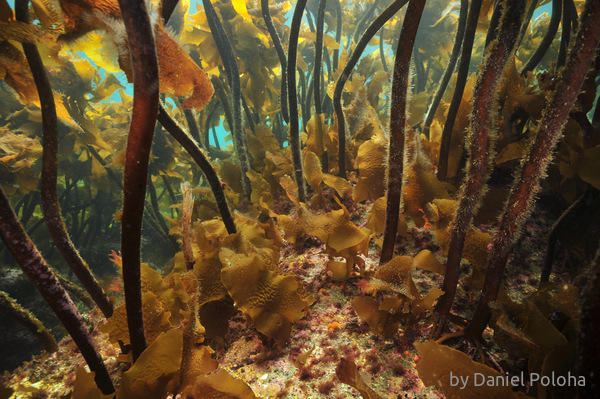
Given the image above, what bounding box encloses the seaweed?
[0,0,599,397]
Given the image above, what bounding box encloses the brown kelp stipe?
[520,0,562,76]
[422,0,468,137]
[314,0,328,169]
[466,0,600,340]
[202,0,252,199]
[118,0,159,362]
[434,0,525,321]
[158,104,237,234]
[262,0,289,123]
[16,0,113,319]
[287,0,308,202]
[0,185,115,394]
[334,0,409,178]
[180,182,195,270]
[0,290,58,353]
[379,0,425,266]
[437,0,483,181]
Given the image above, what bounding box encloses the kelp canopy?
[0,0,600,397]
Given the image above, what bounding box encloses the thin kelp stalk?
[314,0,327,115]
[379,27,388,73]
[412,49,424,93]
[118,0,159,362]
[161,0,179,23]
[15,0,114,320]
[158,105,237,234]
[422,0,467,138]
[314,0,328,169]
[183,108,201,143]
[148,178,179,251]
[261,0,289,123]
[202,0,251,198]
[351,0,378,46]
[539,187,595,283]
[0,290,58,353]
[434,0,525,322]
[437,0,483,181]
[333,0,342,72]
[466,0,600,340]
[288,0,308,203]
[520,0,562,76]
[484,0,503,49]
[379,0,426,266]
[518,0,539,46]
[56,272,95,309]
[0,186,115,394]
[211,75,234,139]
[557,0,575,68]
[334,0,409,178]
[181,182,195,270]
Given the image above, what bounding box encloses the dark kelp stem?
[539,188,589,283]
[351,0,378,46]
[211,75,235,138]
[158,104,237,234]
[484,0,503,49]
[261,0,289,123]
[117,0,159,362]
[520,0,562,76]
[0,290,58,353]
[288,0,308,202]
[333,0,342,72]
[379,0,426,266]
[422,0,467,138]
[314,0,328,169]
[16,0,114,320]
[202,0,251,197]
[334,0,409,178]
[518,0,539,46]
[557,0,575,68]
[183,108,201,143]
[466,0,600,339]
[434,0,525,319]
[578,248,600,397]
[161,0,180,23]
[379,26,388,73]
[314,0,327,115]
[437,0,483,181]
[0,185,115,394]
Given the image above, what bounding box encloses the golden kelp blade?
[58,0,214,110]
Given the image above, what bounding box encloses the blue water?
[5,0,555,149]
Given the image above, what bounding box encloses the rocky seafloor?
[0,196,571,398]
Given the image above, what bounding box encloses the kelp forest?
[0,0,599,397]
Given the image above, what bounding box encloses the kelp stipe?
[261,0,289,124]
[437,0,483,181]
[379,0,425,266]
[422,0,468,138]
[157,105,237,234]
[0,185,115,394]
[287,0,308,202]
[0,290,58,354]
[118,0,159,362]
[333,0,408,178]
[466,0,600,340]
[17,0,114,320]
[433,0,525,325]
[202,0,252,198]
